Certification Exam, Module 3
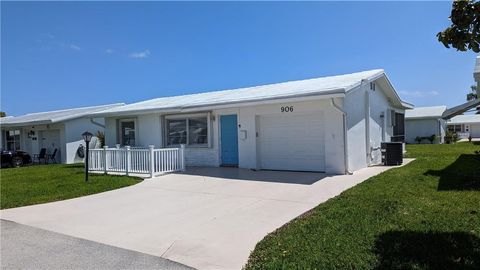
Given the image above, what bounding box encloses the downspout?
[331,98,353,175]
[90,118,105,128]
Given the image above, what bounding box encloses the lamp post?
[82,131,93,182]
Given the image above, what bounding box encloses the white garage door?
[258,112,325,172]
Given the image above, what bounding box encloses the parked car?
[0,150,32,168]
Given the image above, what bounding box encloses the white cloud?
[105,48,114,54]
[129,49,150,59]
[69,44,82,51]
[398,90,439,98]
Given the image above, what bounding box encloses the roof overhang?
[367,72,413,110]
[442,99,480,119]
[0,120,53,128]
[90,91,346,118]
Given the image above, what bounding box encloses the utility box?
[381,142,403,166]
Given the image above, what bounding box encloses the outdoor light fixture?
[82,131,93,182]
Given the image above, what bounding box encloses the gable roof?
[0,103,125,127]
[446,114,480,124]
[405,106,447,119]
[90,69,412,117]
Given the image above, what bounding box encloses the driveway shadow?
[424,154,480,191]
[374,231,480,270]
[179,167,327,185]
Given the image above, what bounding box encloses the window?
[392,113,405,142]
[448,125,462,133]
[390,109,396,127]
[166,115,209,146]
[119,120,136,146]
[167,119,187,145]
[5,130,21,151]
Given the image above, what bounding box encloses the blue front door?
[220,115,239,166]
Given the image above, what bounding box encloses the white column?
[180,144,186,171]
[125,146,131,176]
[149,145,155,178]
[103,146,108,174]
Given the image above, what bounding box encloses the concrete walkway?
[1,220,193,270]
[1,160,412,269]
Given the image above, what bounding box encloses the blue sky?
[1,1,477,116]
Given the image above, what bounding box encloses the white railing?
[457,132,470,139]
[88,145,185,177]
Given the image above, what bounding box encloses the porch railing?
[88,145,185,177]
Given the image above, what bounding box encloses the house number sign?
[281,106,294,113]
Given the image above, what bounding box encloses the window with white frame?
[447,124,462,132]
[166,115,209,146]
[4,130,21,151]
[119,119,136,146]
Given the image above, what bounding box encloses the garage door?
[257,112,325,172]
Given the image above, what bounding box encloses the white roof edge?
[367,70,414,110]
[401,101,415,109]
[91,91,347,117]
[0,103,125,127]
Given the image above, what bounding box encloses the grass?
[0,163,141,209]
[246,142,480,270]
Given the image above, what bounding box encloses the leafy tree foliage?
[0,112,6,118]
[438,0,480,52]
[467,85,478,100]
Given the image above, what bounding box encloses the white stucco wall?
[103,99,346,174]
[405,118,444,144]
[64,118,105,164]
[345,81,405,171]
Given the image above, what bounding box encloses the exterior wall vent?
[370,82,376,91]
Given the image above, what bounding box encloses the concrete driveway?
[1,162,411,269]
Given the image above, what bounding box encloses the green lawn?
[246,142,480,270]
[0,164,141,209]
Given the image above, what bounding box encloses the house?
[446,114,480,139]
[0,104,124,163]
[442,56,480,120]
[405,106,447,144]
[90,69,413,174]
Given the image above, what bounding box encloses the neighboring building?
[405,106,447,144]
[91,69,412,175]
[0,104,124,163]
[446,114,480,139]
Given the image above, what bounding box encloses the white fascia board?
[1,120,53,128]
[401,101,415,109]
[371,72,413,110]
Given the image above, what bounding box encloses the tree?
[0,112,6,118]
[467,85,480,113]
[467,85,478,100]
[437,0,480,52]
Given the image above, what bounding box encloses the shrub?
[415,136,422,144]
[428,134,437,144]
[445,131,458,144]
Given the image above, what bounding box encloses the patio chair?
[46,148,58,164]
[33,148,47,164]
